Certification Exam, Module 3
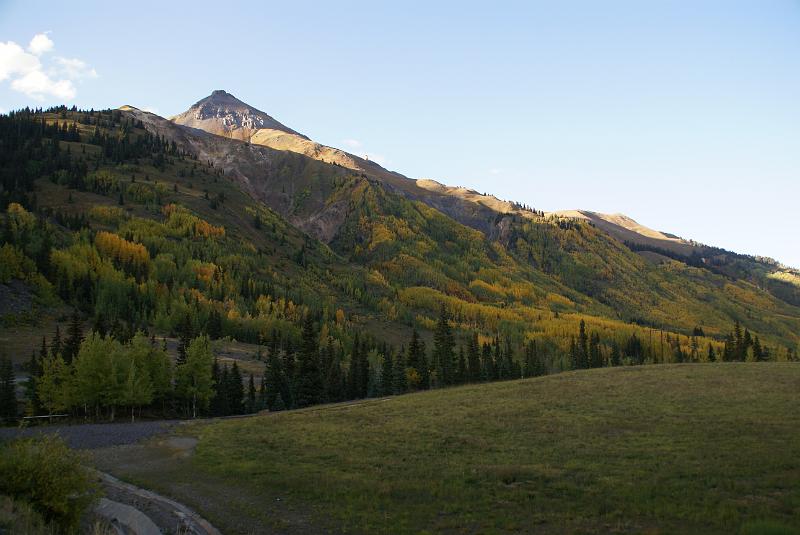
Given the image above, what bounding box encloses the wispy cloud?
[51,57,98,80]
[0,32,97,101]
[365,153,388,166]
[342,138,389,166]
[342,138,362,149]
[489,168,503,175]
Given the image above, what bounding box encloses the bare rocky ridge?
[170,89,305,140]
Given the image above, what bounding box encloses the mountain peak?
[171,90,305,140]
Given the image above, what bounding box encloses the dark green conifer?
[433,306,455,386]
[295,314,322,408]
[0,355,17,423]
[247,374,257,413]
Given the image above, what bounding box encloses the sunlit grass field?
[99,363,800,534]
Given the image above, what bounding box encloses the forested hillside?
[0,104,798,423]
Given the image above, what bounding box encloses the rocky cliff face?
[170,89,305,140]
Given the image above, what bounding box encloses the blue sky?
[1,0,798,267]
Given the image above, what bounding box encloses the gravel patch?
[0,420,178,449]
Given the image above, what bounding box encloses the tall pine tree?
[0,355,16,423]
[295,314,322,408]
[433,306,455,386]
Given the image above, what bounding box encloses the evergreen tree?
[209,358,224,416]
[258,375,267,410]
[392,350,407,394]
[282,339,296,408]
[176,313,194,366]
[348,334,368,398]
[673,343,684,363]
[320,337,334,401]
[433,306,455,386]
[569,337,578,370]
[51,325,62,358]
[295,314,322,408]
[63,310,84,364]
[264,347,285,411]
[380,351,394,396]
[492,338,503,380]
[609,341,621,367]
[227,361,244,414]
[743,329,753,360]
[406,329,427,390]
[481,342,493,381]
[325,343,346,402]
[273,392,286,411]
[577,320,589,369]
[707,344,717,363]
[246,374,257,413]
[733,320,744,361]
[524,340,545,377]
[206,309,223,340]
[456,346,466,385]
[752,336,764,362]
[0,355,16,423]
[25,344,43,415]
[93,315,107,338]
[467,333,481,382]
[588,332,601,368]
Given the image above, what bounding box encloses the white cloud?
[28,33,54,56]
[342,138,362,149]
[0,40,40,81]
[12,70,75,100]
[51,57,98,80]
[0,33,95,101]
[489,168,502,175]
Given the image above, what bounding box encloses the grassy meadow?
[93,363,800,534]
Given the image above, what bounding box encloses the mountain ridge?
[113,93,800,346]
[165,91,798,273]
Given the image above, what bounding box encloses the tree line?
[4,305,790,424]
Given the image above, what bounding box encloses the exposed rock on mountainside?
[167,91,538,236]
[171,90,365,171]
[123,91,800,316]
[170,90,305,140]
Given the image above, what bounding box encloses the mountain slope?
[127,95,800,349]
[169,91,535,236]
[552,209,695,255]
[2,101,798,380]
[170,90,305,140]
